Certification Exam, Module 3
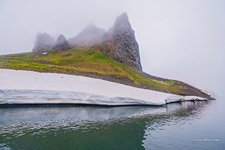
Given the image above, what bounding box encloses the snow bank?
[0,69,208,106]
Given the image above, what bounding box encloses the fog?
[0,0,224,94]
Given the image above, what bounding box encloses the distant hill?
[68,23,106,47]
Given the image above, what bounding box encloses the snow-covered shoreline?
[0,69,208,106]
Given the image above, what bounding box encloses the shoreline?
[0,102,163,108]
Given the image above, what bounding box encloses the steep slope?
[0,48,211,99]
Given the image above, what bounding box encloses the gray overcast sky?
[0,0,225,94]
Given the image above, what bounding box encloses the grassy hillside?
[0,47,211,98]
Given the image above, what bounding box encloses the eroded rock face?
[102,13,142,70]
[53,34,70,51]
[68,24,106,47]
[33,33,55,51]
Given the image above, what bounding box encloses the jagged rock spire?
[104,12,142,70]
[112,12,132,32]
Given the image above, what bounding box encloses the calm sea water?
[0,96,224,150]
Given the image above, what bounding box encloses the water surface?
[0,96,224,150]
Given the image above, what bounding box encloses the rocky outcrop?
[33,33,55,51]
[53,34,70,51]
[100,12,142,70]
[68,24,106,47]
[32,13,142,70]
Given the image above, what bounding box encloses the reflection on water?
[0,100,224,150]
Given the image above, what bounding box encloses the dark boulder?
[53,34,70,51]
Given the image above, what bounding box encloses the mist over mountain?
[68,24,106,47]
[32,12,142,70]
[33,33,55,51]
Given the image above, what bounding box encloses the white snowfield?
[0,69,208,106]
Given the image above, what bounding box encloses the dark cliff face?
[32,33,55,51]
[61,13,142,70]
[53,34,70,51]
[102,13,142,70]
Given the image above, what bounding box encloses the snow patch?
[0,69,209,106]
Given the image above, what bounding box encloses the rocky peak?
[112,12,131,33]
[53,34,70,51]
[68,24,106,47]
[32,33,55,51]
[102,12,142,70]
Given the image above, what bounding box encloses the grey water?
[0,96,225,150]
